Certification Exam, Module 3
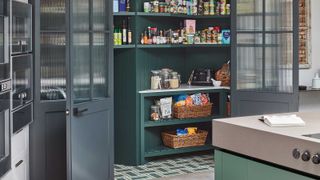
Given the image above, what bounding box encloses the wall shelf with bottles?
[136,44,230,49]
[136,12,230,19]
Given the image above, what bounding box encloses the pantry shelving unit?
[114,0,231,165]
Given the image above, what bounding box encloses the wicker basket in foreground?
[162,130,208,149]
[173,103,213,119]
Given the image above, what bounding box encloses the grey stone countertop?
[212,112,320,177]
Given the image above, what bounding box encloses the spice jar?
[160,69,172,89]
[151,71,161,90]
[152,0,159,13]
[159,2,166,13]
[150,105,160,121]
[169,72,180,89]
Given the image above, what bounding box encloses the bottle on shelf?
[128,19,132,44]
[122,20,127,44]
[126,0,130,12]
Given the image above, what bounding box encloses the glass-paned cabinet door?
[236,0,264,90]
[92,33,108,99]
[93,0,106,31]
[236,0,294,92]
[73,0,89,31]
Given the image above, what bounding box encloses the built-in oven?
[0,80,11,177]
[13,103,32,134]
[0,0,9,82]
[12,54,32,110]
[11,1,32,55]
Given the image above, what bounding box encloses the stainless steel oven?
[12,54,32,110]
[0,80,11,177]
[11,1,32,55]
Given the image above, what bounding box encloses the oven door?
[11,1,32,54]
[12,54,32,110]
[0,91,11,177]
[0,14,9,82]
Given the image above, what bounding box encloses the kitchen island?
[212,112,320,180]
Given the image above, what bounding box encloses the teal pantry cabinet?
[114,0,231,165]
[114,0,299,165]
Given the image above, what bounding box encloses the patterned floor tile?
[114,154,214,180]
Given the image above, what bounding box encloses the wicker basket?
[173,103,213,119]
[162,130,208,149]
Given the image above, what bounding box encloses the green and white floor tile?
[114,154,215,180]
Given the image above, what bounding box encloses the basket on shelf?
[161,130,208,149]
[173,103,213,119]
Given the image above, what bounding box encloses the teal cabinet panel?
[221,151,248,180]
[215,150,316,180]
[248,161,315,180]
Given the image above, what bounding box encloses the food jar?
[169,72,180,89]
[160,69,172,89]
[144,2,151,13]
[150,105,160,121]
[152,0,159,13]
[159,2,166,13]
[151,71,162,90]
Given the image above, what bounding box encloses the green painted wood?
[215,150,317,180]
[222,151,248,180]
[248,161,315,180]
[145,144,214,157]
[114,44,136,49]
[113,12,136,16]
[144,116,221,127]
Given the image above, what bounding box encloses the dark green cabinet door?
[248,161,315,180]
[66,0,113,179]
[231,0,299,116]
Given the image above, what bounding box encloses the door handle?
[73,108,88,116]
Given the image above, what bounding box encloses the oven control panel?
[0,80,11,93]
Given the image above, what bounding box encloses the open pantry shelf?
[136,12,231,19]
[144,144,214,158]
[114,44,136,49]
[113,12,136,16]
[139,84,230,95]
[137,44,231,49]
[144,116,222,127]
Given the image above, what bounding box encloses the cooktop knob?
[292,149,301,159]
[302,151,311,162]
[312,154,320,164]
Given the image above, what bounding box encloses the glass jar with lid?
[150,105,160,121]
[151,70,161,90]
[160,69,172,89]
[170,71,180,89]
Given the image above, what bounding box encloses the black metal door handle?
[73,108,88,116]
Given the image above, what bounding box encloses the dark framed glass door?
[231,0,299,116]
[66,0,113,179]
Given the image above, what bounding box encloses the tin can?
[144,2,151,13]
[203,2,209,15]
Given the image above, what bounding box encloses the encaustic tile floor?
[114,153,215,180]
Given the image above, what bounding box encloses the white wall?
[299,0,320,87]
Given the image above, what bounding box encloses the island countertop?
[212,112,320,177]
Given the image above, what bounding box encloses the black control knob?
[312,154,320,164]
[292,149,301,159]
[302,151,311,162]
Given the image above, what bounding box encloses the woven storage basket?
[162,130,208,149]
[173,103,213,119]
